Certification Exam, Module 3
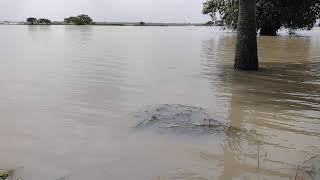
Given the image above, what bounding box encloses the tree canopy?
[26,17,38,25]
[139,22,146,26]
[26,17,52,25]
[64,15,93,25]
[203,0,320,35]
[38,18,52,25]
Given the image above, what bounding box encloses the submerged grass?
[295,154,320,180]
[0,169,15,180]
[0,168,68,180]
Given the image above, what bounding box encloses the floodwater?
[0,25,319,180]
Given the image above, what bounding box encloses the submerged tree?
[26,17,38,25]
[203,0,320,36]
[234,0,258,70]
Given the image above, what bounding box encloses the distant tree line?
[26,15,94,25]
[64,15,94,25]
[26,17,52,25]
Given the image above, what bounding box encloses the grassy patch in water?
[0,168,68,180]
[0,169,14,180]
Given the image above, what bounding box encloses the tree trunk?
[234,0,259,70]
[260,26,279,36]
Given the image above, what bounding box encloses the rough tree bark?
[234,0,259,70]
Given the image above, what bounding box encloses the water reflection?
[200,32,320,179]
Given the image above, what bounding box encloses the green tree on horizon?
[139,21,146,26]
[26,17,38,25]
[38,18,52,25]
[64,14,93,25]
[64,16,76,24]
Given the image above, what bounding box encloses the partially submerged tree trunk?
[234,0,259,70]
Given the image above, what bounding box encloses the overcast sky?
[0,0,210,23]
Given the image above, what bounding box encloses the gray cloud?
[0,0,210,23]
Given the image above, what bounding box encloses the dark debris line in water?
[135,104,231,135]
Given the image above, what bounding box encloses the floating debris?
[135,104,229,135]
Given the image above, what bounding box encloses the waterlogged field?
[0,25,319,180]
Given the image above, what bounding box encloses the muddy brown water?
[0,25,319,180]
